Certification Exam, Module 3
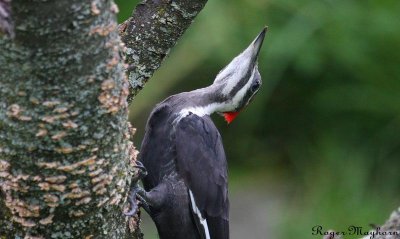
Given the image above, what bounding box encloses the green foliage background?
[116,0,400,238]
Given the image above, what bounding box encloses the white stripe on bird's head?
[213,28,266,98]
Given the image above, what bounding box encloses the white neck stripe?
[177,102,228,121]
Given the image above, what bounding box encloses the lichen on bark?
[119,0,208,102]
[0,0,137,238]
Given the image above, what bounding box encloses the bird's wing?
[174,113,229,239]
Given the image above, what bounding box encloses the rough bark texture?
[119,0,208,102]
[0,0,210,238]
[0,0,137,238]
[372,208,400,239]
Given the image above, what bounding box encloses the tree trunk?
[0,0,134,238]
[0,0,208,238]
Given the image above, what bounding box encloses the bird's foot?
[124,161,150,216]
[124,185,150,216]
[133,161,147,181]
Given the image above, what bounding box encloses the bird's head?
[213,27,267,124]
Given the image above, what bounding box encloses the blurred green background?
[115,0,400,238]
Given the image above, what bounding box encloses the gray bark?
[0,0,208,238]
[0,0,135,238]
[372,208,400,239]
[119,0,208,102]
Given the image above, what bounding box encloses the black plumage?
[140,102,229,239]
[126,28,267,239]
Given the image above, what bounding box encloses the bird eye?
[250,81,260,93]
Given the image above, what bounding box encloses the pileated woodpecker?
[126,28,267,239]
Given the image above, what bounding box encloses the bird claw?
[133,161,148,181]
[124,185,150,216]
[124,162,150,217]
[124,187,140,216]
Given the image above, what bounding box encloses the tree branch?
[119,0,208,102]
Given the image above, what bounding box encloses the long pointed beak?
[213,26,268,86]
[250,27,268,60]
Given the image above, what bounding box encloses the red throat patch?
[223,112,240,124]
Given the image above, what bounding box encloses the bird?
[125,27,267,239]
